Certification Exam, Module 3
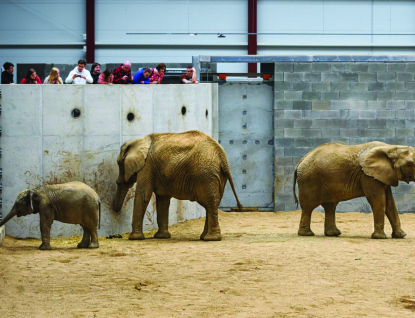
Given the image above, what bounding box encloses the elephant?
[113,130,243,241]
[293,141,415,239]
[0,181,101,250]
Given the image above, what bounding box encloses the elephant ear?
[119,135,152,182]
[358,145,399,187]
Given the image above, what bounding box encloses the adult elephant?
[113,130,242,241]
[293,141,415,239]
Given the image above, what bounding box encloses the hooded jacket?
[65,66,93,84]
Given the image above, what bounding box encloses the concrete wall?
[0,84,218,239]
[274,62,415,213]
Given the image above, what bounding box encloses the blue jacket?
[133,68,151,84]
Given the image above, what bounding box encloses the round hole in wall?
[181,106,187,116]
[127,112,135,122]
[205,109,208,118]
[71,108,81,119]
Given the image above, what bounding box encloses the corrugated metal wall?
[1,1,414,74]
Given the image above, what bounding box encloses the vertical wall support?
[86,0,95,63]
[192,56,200,83]
[248,0,257,74]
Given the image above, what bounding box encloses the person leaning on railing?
[1,61,14,84]
[65,59,93,84]
[179,66,198,84]
[132,67,152,84]
[90,63,101,84]
[112,61,133,84]
[98,69,113,84]
[43,67,63,84]
[149,63,166,84]
[21,68,42,84]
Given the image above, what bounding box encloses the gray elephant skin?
[294,141,415,239]
[0,181,101,250]
[113,130,243,241]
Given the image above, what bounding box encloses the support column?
[86,0,95,63]
[248,0,257,75]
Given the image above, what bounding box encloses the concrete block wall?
[0,84,218,239]
[274,62,415,213]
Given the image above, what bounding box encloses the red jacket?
[21,76,42,84]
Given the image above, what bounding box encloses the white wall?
[0,83,218,238]
[257,0,415,55]
[0,0,86,64]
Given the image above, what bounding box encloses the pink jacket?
[98,73,113,84]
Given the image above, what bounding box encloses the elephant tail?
[98,200,101,230]
[222,165,243,210]
[293,168,299,208]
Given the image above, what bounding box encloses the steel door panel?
[218,83,274,208]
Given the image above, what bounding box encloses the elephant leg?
[322,202,341,236]
[363,182,387,239]
[200,213,209,240]
[201,199,221,241]
[87,223,99,248]
[39,211,53,250]
[78,226,91,248]
[298,206,315,236]
[154,195,171,239]
[385,187,406,239]
[129,186,152,240]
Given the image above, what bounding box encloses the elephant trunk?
[113,184,129,212]
[0,207,17,227]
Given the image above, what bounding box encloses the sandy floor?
[1,210,415,318]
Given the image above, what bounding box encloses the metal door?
[218,83,274,210]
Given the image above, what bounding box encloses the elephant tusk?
[30,192,34,212]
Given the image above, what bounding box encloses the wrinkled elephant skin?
[293,142,415,239]
[0,181,101,250]
[114,130,243,241]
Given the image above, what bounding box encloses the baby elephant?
[0,181,101,250]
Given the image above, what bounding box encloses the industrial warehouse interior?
[1,1,415,317]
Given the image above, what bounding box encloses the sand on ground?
[1,210,415,318]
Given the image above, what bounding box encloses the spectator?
[98,69,113,84]
[179,66,198,84]
[149,63,166,84]
[21,68,42,84]
[65,59,93,84]
[1,62,15,84]
[112,61,133,84]
[90,63,101,84]
[133,67,152,84]
[43,67,63,84]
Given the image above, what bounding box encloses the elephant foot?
[392,229,407,239]
[325,227,342,237]
[39,243,52,250]
[202,232,222,241]
[129,231,145,240]
[371,231,387,239]
[77,242,90,248]
[154,230,171,239]
[88,242,99,248]
[298,228,315,236]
